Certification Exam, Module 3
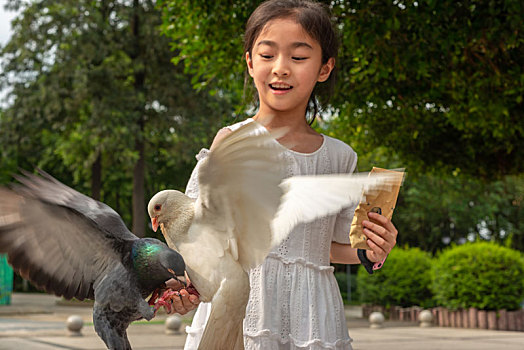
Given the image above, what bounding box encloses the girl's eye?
[260,54,273,59]
[292,57,308,61]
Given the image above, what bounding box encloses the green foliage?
[431,242,524,310]
[319,120,524,252]
[0,0,234,233]
[157,0,255,105]
[357,247,434,308]
[331,0,524,179]
[394,174,524,253]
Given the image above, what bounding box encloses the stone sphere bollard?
[419,310,434,327]
[165,315,182,335]
[66,315,83,336]
[369,311,385,329]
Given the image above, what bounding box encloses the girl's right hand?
[164,278,201,315]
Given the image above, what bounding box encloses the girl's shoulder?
[322,134,357,156]
[321,134,358,173]
[224,118,255,132]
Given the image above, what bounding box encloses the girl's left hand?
[164,278,200,315]
[362,212,398,262]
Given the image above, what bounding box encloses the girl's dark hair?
[243,0,339,125]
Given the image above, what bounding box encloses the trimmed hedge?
[357,247,434,308]
[431,241,524,310]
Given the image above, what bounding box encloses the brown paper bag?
[349,167,405,250]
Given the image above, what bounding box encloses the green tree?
[157,0,251,100]
[0,0,232,234]
[321,123,524,252]
[158,0,524,179]
[392,173,524,253]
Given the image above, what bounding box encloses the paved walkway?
[0,293,523,349]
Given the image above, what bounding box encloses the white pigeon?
[147,120,398,350]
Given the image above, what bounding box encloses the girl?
[170,1,398,349]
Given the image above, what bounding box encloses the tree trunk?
[91,153,101,201]
[132,135,145,237]
[131,0,146,237]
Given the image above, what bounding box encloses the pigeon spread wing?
[0,171,138,300]
[195,121,288,271]
[270,172,401,247]
[193,121,400,272]
[13,169,135,240]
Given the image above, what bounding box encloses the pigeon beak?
[168,268,187,287]
[175,276,187,288]
[151,217,159,232]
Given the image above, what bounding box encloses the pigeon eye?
[154,204,161,211]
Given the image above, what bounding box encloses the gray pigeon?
[0,170,186,350]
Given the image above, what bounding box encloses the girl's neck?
[253,111,312,134]
[253,111,324,154]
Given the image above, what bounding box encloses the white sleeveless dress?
[184,118,357,350]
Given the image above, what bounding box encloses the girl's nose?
[272,56,290,77]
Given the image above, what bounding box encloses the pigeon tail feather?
[198,277,249,350]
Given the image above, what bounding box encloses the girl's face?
[246,18,334,118]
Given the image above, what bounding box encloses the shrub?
[357,247,433,307]
[431,241,524,310]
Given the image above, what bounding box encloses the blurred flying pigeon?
[147,120,398,350]
[0,170,186,350]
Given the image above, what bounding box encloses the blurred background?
[0,0,522,316]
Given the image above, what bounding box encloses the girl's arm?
[330,242,359,264]
[330,212,398,264]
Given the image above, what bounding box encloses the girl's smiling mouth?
[269,82,293,93]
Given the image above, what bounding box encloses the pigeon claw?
[152,289,179,314]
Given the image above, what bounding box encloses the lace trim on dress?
[244,329,353,349]
[266,252,334,272]
[195,148,210,161]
